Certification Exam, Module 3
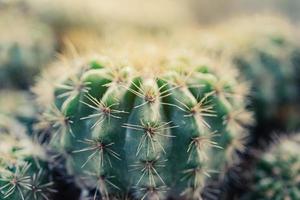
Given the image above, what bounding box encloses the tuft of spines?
[0,114,56,200]
[241,134,300,200]
[34,48,252,199]
[186,15,300,132]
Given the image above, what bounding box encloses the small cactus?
[241,134,300,200]
[0,114,56,200]
[34,46,252,199]
[0,8,56,89]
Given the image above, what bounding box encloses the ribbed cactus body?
[0,114,55,200]
[195,15,300,132]
[231,24,300,130]
[242,135,300,200]
[35,51,251,199]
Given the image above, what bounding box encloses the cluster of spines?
[0,115,56,200]
[192,15,300,131]
[242,135,300,200]
[35,52,251,199]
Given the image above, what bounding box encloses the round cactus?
[228,16,300,131]
[0,8,56,89]
[0,114,56,200]
[34,47,252,199]
[185,15,300,134]
[241,134,300,200]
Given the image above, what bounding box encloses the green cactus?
[241,134,300,200]
[231,17,300,131]
[34,49,252,199]
[0,114,56,200]
[194,15,300,131]
[0,9,56,89]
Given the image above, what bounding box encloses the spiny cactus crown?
[243,135,300,200]
[34,49,252,199]
[0,114,55,200]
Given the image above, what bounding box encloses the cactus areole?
[242,135,300,200]
[0,115,55,200]
[37,53,251,199]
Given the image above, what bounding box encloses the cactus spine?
[242,134,300,200]
[0,114,55,200]
[34,48,252,199]
[192,15,300,132]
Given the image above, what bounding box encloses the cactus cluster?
[241,134,300,200]
[0,114,56,200]
[0,8,56,89]
[33,45,252,199]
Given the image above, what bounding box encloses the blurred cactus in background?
[185,15,300,139]
[0,7,56,89]
[33,42,252,199]
[241,134,300,200]
[0,114,56,200]
[225,16,300,134]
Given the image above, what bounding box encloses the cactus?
[229,16,300,131]
[241,134,300,200]
[34,47,252,199]
[187,15,300,133]
[0,114,56,200]
[0,8,56,89]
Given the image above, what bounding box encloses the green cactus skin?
[241,135,300,200]
[194,15,300,132]
[35,51,252,199]
[0,9,56,89]
[0,114,56,200]
[232,24,300,131]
